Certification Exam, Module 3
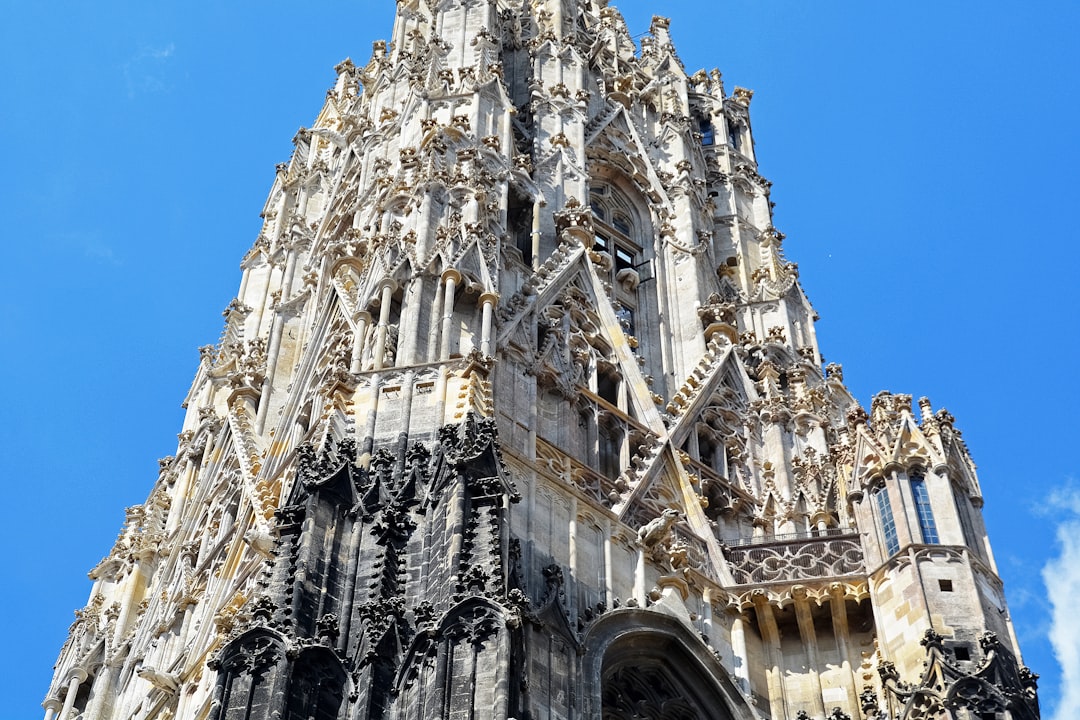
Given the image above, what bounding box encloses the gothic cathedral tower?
[45,2,1039,719]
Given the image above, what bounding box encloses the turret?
[850,392,1030,700]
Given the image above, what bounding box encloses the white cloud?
[83,240,120,265]
[145,44,174,60]
[122,43,176,98]
[1042,484,1080,720]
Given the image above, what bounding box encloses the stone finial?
[650,16,671,44]
[733,86,754,106]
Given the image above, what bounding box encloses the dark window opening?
[597,371,619,407]
[954,646,972,662]
[508,190,534,266]
[284,652,346,720]
[598,426,623,480]
[700,118,715,145]
[939,579,953,592]
[590,185,645,358]
[615,306,634,337]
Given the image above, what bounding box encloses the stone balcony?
[722,530,865,586]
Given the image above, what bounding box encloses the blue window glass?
[911,476,939,544]
[700,118,715,146]
[875,488,899,555]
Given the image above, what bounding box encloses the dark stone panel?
[208,418,531,720]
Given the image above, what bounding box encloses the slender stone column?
[114,515,150,645]
[814,513,830,533]
[165,457,196,535]
[415,191,434,260]
[479,291,498,356]
[568,494,578,617]
[58,668,87,720]
[602,516,614,607]
[793,588,827,718]
[42,697,62,720]
[439,269,462,361]
[753,593,788,720]
[531,199,542,271]
[258,242,301,403]
[173,682,195,720]
[730,613,751,694]
[83,663,112,719]
[373,279,397,370]
[350,310,372,373]
[701,589,714,640]
[829,583,862,715]
[634,547,646,607]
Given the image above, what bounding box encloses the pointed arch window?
[589,185,643,343]
[954,493,980,551]
[910,475,939,544]
[284,650,346,720]
[727,119,742,152]
[874,486,900,556]
[699,116,715,146]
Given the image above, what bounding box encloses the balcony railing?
[670,524,721,584]
[725,527,852,547]
[723,533,865,585]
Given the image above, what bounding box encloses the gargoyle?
[137,666,180,694]
[637,508,681,548]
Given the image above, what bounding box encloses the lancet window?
[698,115,715,146]
[507,186,534,266]
[727,119,742,153]
[589,185,642,341]
[874,486,900,556]
[910,475,939,544]
[954,492,980,552]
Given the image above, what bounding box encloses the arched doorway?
[585,610,758,720]
[603,661,710,719]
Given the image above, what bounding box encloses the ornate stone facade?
[44,2,1038,719]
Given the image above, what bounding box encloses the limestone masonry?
[45,2,1039,719]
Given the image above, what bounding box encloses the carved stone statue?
[137,666,180,694]
[637,508,680,548]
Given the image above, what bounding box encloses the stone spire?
[44,3,1037,720]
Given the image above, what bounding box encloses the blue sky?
[3,2,1078,718]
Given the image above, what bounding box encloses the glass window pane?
[911,476,939,544]
[875,488,899,555]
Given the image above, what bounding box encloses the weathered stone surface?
[43,2,1037,719]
